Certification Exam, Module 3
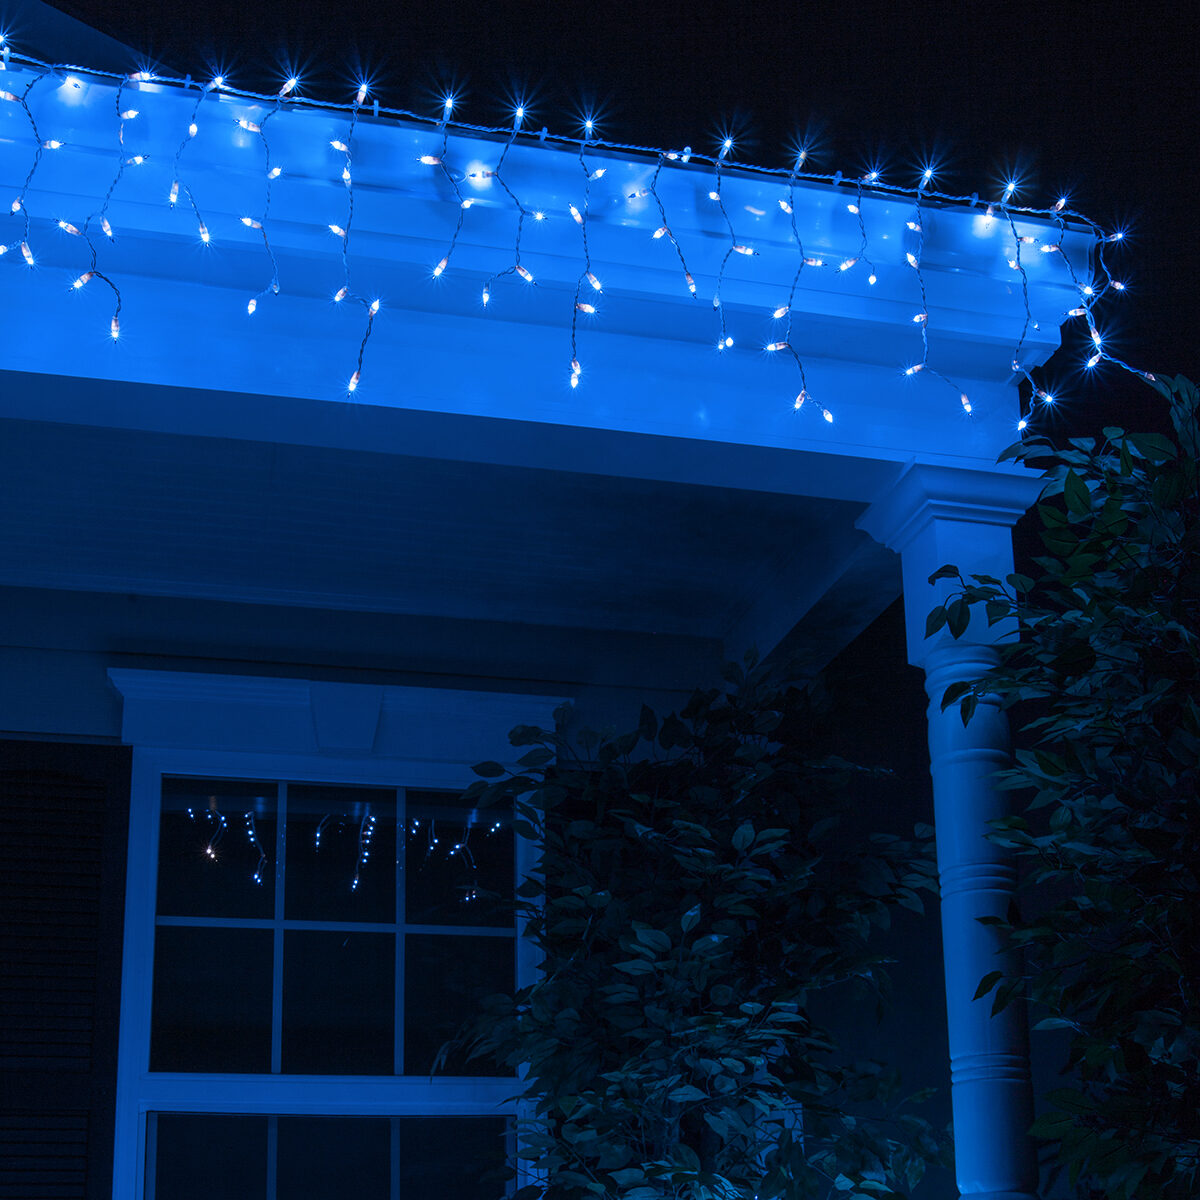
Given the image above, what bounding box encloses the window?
[108,671,563,1200]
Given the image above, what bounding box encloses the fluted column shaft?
[924,644,1037,1200]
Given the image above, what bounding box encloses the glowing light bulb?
[10,199,20,213]
[905,363,925,376]
[779,198,793,214]
[922,167,934,185]
[480,286,490,306]
[100,217,113,239]
[514,106,524,124]
[342,166,351,183]
[685,273,696,294]
[571,358,581,376]
[905,252,919,268]
[198,221,210,243]
[906,220,921,231]
[126,154,146,166]
[516,264,534,283]
[330,139,349,152]
[1040,243,1059,253]
[443,95,455,114]
[1112,280,1125,291]
[1018,417,1028,431]
[0,246,8,257]
[838,257,857,271]
[724,335,734,347]
[43,139,63,149]
[765,341,788,352]
[1089,326,1102,347]
[628,187,650,200]
[719,136,733,158]
[57,219,82,236]
[1053,196,1067,211]
[420,155,442,165]
[347,370,360,392]
[822,408,833,423]
[1018,235,1036,244]
[1003,181,1017,200]
[267,166,281,179]
[279,76,299,97]
[1081,284,1094,296]
[120,108,139,119]
[238,118,261,133]
[356,83,368,106]
[576,302,596,314]
[460,198,473,209]
[772,305,788,319]
[868,272,877,285]
[913,312,928,323]
[247,297,257,314]
[329,223,346,237]
[70,271,93,289]
[794,390,807,410]
[569,205,583,224]
[584,118,594,133]
[708,190,720,201]
[109,315,120,340]
[960,393,972,414]
[432,256,448,277]
[732,244,756,256]
[334,287,348,302]
[369,299,380,314]
[652,226,669,239]
[1086,352,1101,369]
[569,373,579,389]
[211,76,225,89]
[1007,258,1020,270]
[846,203,859,214]
[0,90,18,103]
[533,210,545,221]
[1106,230,1125,243]
[168,180,179,205]
[803,256,824,267]
[586,271,603,292]
[589,167,606,180]
[241,216,262,228]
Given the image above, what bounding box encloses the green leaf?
[973,970,1003,1000]
[925,606,948,638]
[667,1084,707,1102]
[472,760,506,778]
[681,903,701,932]
[732,821,755,851]
[1063,469,1090,515]
[945,598,970,639]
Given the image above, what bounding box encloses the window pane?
[404,934,514,1076]
[151,927,272,1072]
[281,931,394,1074]
[285,785,396,923]
[406,791,513,928]
[396,1117,509,1200]
[152,1114,267,1200]
[159,778,276,919]
[276,1116,390,1198]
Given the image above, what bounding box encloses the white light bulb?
[772,305,788,319]
[432,257,448,277]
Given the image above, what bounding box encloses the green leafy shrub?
[926,375,1200,1199]
[456,659,945,1200]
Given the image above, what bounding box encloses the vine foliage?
[455,660,944,1200]
[926,375,1200,1199]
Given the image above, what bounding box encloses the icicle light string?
[0,50,1145,425]
[244,811,268,885]
[568,130,602,389]
[351,808,376,891]
[168,78,215,244]
[329,84,381,393]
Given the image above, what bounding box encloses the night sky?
[26,0,1200,437]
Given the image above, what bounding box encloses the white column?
[859,463,1042,1200]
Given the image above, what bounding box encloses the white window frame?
[108,670,563,1200]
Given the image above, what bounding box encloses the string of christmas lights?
[0,43,1151,426]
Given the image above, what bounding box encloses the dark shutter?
[0,742,130,1200]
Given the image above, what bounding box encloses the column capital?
[856,461,1042,668]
